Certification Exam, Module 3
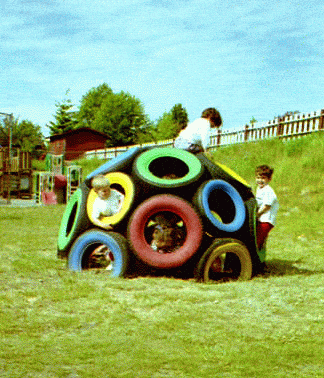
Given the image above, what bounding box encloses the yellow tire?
[87,172,135,227]
[196,238,252,283]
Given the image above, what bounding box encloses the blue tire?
[194,179,246,234]
[196,153,254,201]
[68,229,130,277]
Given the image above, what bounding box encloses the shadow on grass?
[261,259,324,278]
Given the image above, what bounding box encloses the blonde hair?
[91,175,111,190]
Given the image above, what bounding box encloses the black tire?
[243,196,258,254]
[244,197,267,274]
[57,183,91,259]
[127,194,203,269]
[196,153,253,201]
[68,229,130,277]
[195,238,253,283]
[84,146,147,187]
[132,147,205,198]
[194,179,246,235]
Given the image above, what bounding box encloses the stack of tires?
[57,147,264,283]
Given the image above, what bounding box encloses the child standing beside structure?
[255,165,279,249]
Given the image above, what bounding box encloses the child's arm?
[92,217,113,230]
[257,204,271,219]
[92,205,113,230]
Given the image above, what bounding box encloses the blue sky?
[1,0,323,136]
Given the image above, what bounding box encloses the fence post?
[277,117,283,136]
[244,125,249,142]
[319,109,324,130]
[217,128,221,146]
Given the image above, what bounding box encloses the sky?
[1,0,324,137]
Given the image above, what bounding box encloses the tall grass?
[1,133,324,378]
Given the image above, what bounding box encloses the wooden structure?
[34,171,55,204]
[84,108,324,159]
[0,148,33,199]
[66,165,82,202]
[49,128,108,161]
[35,155,82,205]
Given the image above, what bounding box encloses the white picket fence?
[85,108,324,159]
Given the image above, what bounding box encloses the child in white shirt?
[91,175,124,230]
[255,165,279,248]
[174,107,222,153]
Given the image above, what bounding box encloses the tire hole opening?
[82,243,114,270]
[144,211,187,254]
[66,202,77,236]
[110,183,125,195]
[148,157,189,179]
[208,189,236,224]
[208,252,242,281]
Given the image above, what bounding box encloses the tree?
[250,116,257,127]
[153,112,178,141]
[0,116,44,157]
[93,91,147,146]
[76,83,148,146]
[77,83,113,128]
[152,104,189,141]
[134,118,155,144]
[171,104,188,131]
[47,91,78,135]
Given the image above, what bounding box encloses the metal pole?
[7,114,13,204]
[0,112,13,204]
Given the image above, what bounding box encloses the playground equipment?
[35,154,82,205]
[0,147,33,199]
[57,147,265,283]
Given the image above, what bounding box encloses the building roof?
[49,127,108,142]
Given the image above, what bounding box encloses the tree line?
[0,83,189,158]
[49,84,188,147]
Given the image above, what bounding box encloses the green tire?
[133,147,204,190]
[57,183,91,259]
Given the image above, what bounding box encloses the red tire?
[127,194,203,269]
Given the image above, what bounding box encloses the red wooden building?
[49,128,108,160]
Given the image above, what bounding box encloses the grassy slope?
[1,133,324,378]
[210,133,324,271]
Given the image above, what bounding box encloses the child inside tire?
[150,213,186,254]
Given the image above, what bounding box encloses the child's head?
[255,165,274,188]
[91,175,111,200]
[201,108,222,128]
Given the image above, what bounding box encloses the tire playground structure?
[57,146,265,283]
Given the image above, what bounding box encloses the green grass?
[1,133,324,377]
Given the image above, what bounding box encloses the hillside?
[210,132,324,273]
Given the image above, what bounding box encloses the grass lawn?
[1,134,324,377]
[0,203,323,378]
